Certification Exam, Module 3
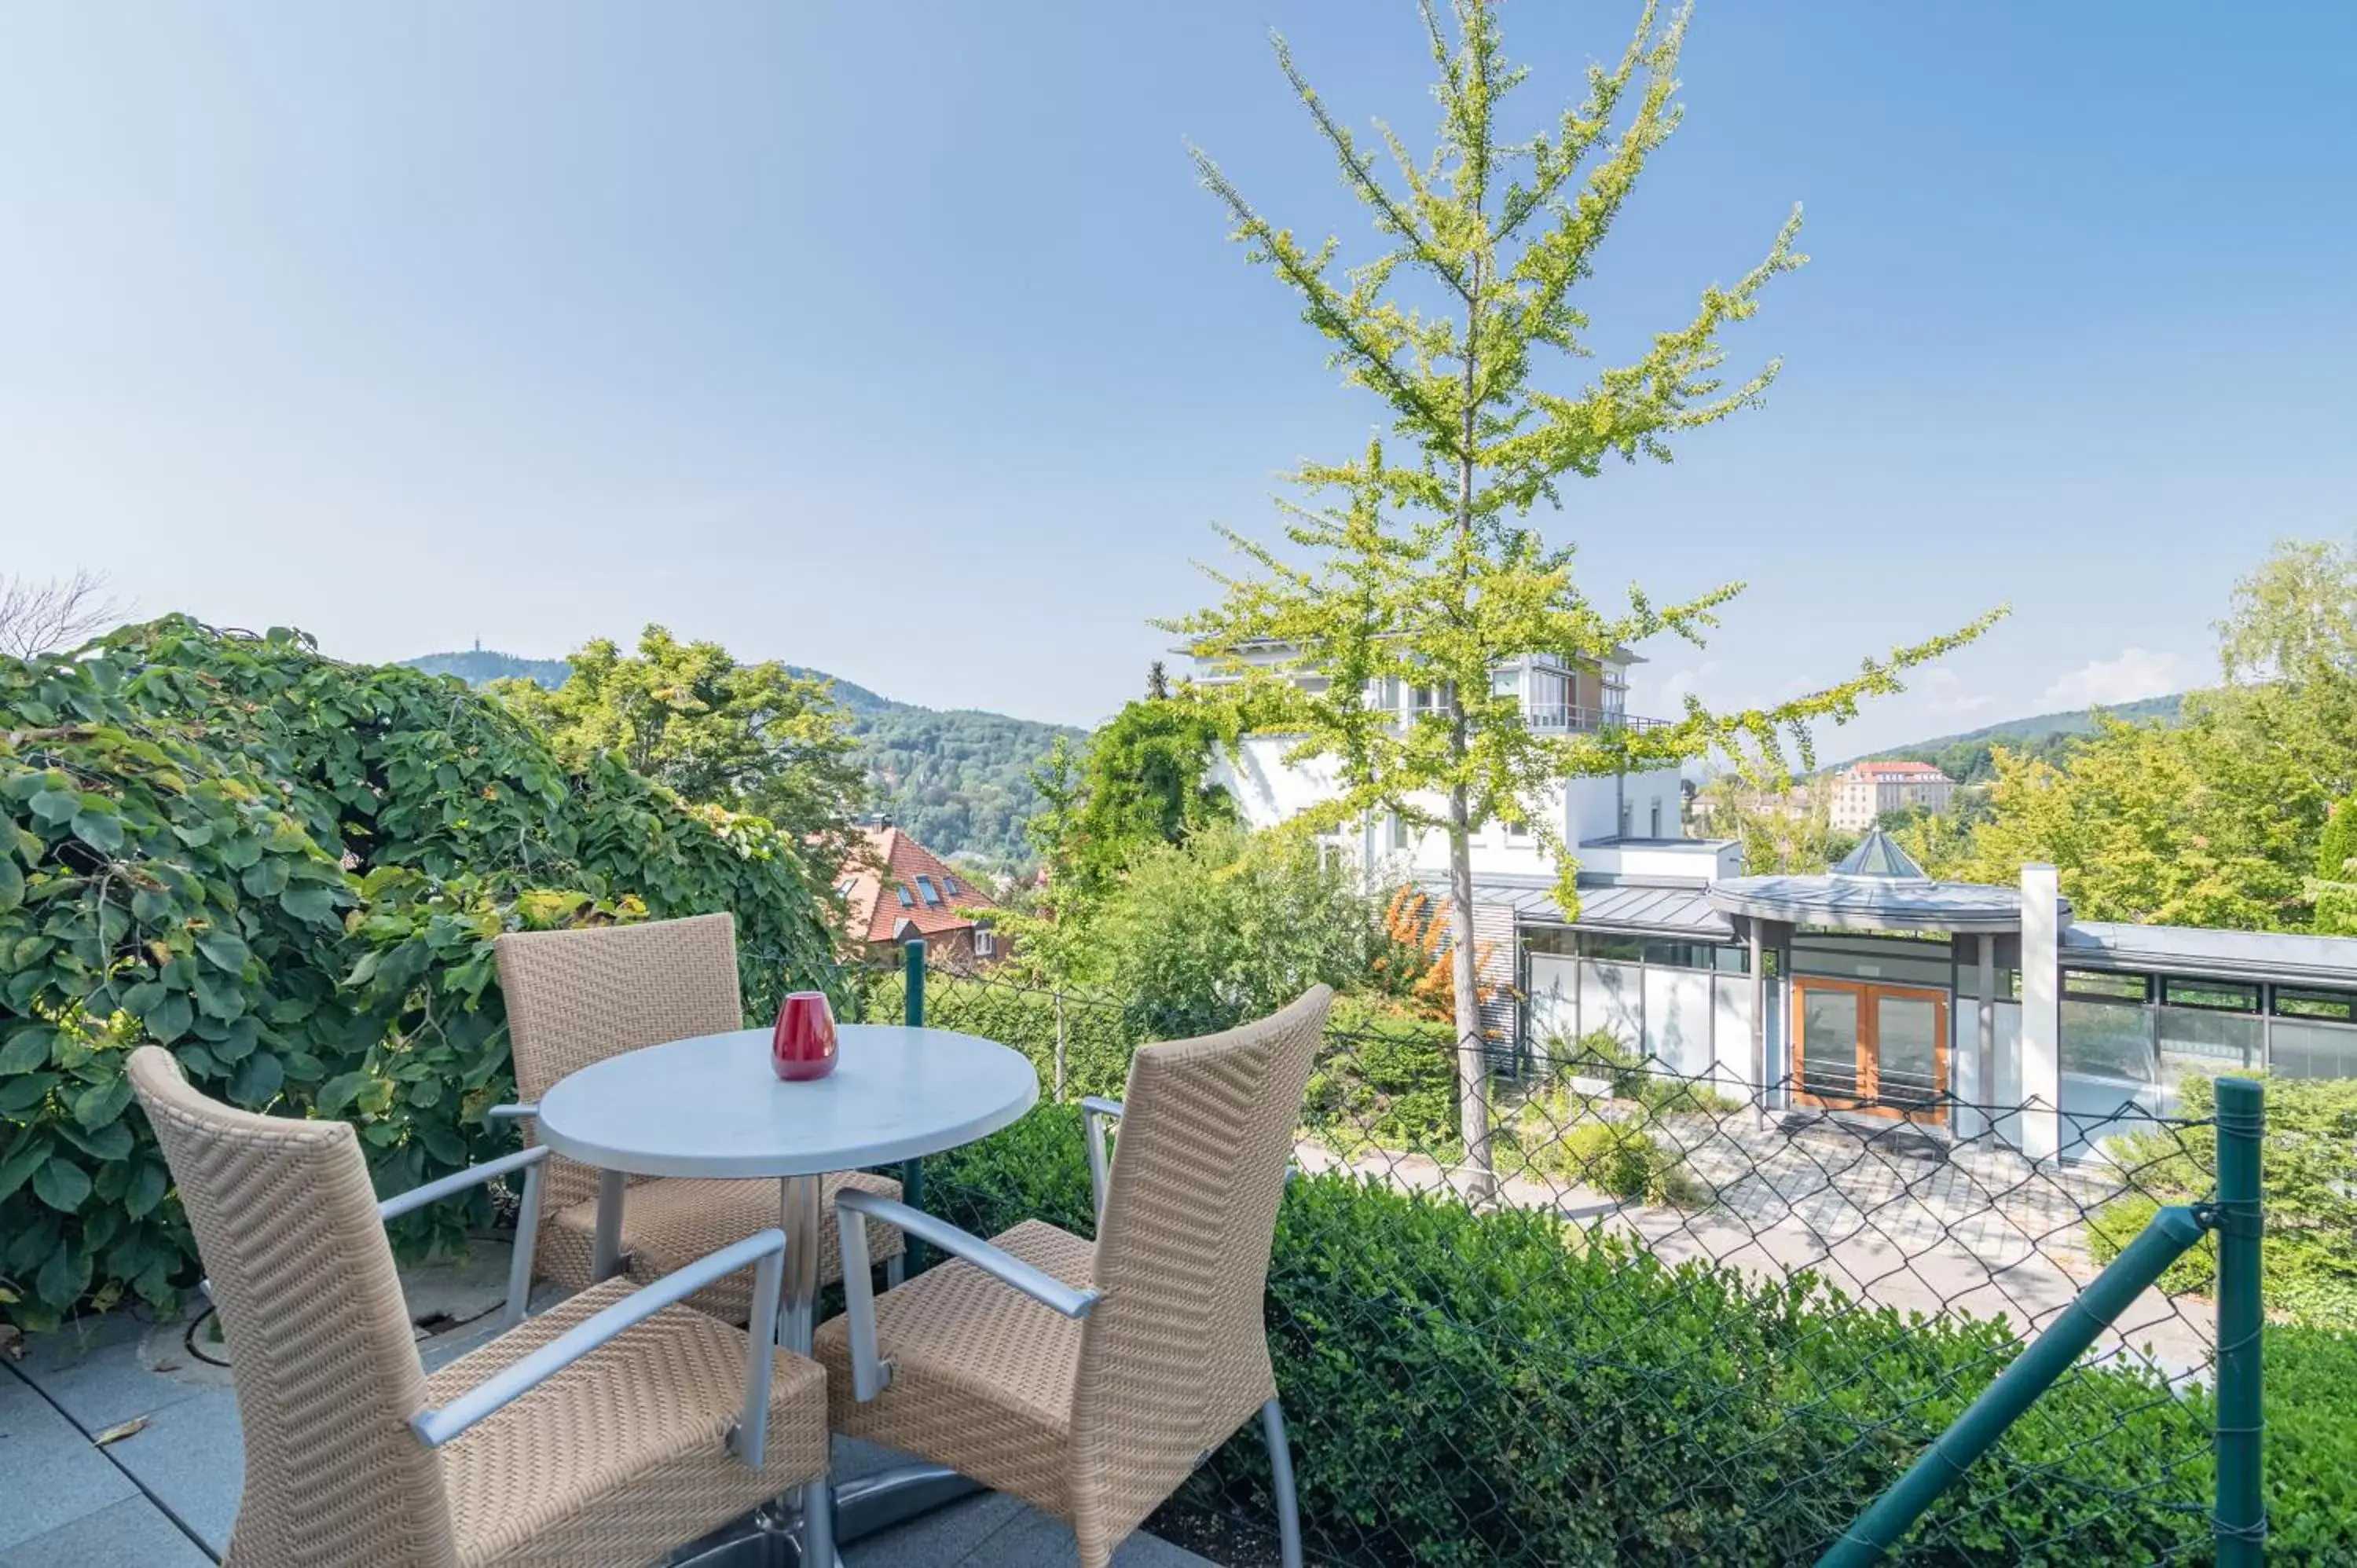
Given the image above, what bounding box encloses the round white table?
[534,1022,1039,1566]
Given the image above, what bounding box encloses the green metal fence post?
[1818,1203,2211,1567]
[901,938,928,1273]
[2213,1075,2266,1566]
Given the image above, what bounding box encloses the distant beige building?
[1831,760,1956,832]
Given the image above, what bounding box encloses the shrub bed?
[0,620,836,1329]
[2088,1074,2357,1331]
[928,1104,2349,1567]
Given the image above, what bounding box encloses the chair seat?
[426,1278,830,1568]
[812,1218,1094,1520]
[542,1171,905,1322]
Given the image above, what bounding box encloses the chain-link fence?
[850,951,2313,1567]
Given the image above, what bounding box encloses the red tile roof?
[838,827,999,943]
[1849,760,1949,779]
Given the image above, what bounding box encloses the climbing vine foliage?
[0,618,838,1330]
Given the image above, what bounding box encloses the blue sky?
[2,2,2352,756]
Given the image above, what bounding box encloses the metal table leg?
[591,1168,628,1280]
[665,1175,980,1568]
[779,1174,821,1355]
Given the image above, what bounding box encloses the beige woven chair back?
[1070,984,1332,1550]
[126,1046,462,1568]
[497,912,745,1218]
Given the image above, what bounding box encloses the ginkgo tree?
[1171,0,1999,1191]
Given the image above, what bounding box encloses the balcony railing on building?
[1519,701,1671,733]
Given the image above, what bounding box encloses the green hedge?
[0,620,837,1330]
[927,1104,2349,1567]
[861,968,1137,1101]
[2088,1074,2357,1331]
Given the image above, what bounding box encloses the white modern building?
[1195,645,2357,1165]
[1830,759,1957,832]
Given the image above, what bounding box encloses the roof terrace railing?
[1521,702,1672,733]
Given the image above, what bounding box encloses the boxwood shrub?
[927,1104,2351,1567]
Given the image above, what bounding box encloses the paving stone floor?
[1,1265,1212,1568]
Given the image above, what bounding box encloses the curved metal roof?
[1708,830,2049,933]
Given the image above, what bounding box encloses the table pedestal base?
[665,1466,984,1568]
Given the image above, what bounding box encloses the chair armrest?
[1080,1097,1124,1232]
[486,1102,537,1123]
[833,1188,1099,1402]
[377,1143,549,1222]
[379,1145,551,1332]
[410,1228,790,1467]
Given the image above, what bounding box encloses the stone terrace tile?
[966,1507,1218,1567]
[7,1306,226,1435]
[0,1374,138,1553]
[101,1387,243,1559]
[0,1497,212,1568]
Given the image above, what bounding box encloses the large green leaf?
[72,1073,133,1131]
[145,993,194,1044]
[0,1134,53,1202]
[27,789,79,826]
[0,855,22,913]
[30,1156,92,1212]
[71,810,125,854]
[229,1050,284,1105]
[280,885,339,925]
[0,1028,54,1075]
[195,930,251,973]
[123,1160,168,1218]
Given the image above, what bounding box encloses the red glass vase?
[772,991,839,1081]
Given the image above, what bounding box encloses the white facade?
[1215,735,1714,883]
[1197,644,1720,886]
[1830,760,1956,832]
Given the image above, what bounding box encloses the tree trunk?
[1447,789,1494,1200]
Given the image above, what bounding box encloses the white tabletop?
[533,1024,1040,1179]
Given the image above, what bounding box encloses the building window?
[1389,814,1409,851]
[940,874,959,896]
[915,875,942,907]
[1506,817,1529,840]
[894,885,914,908]
[973,924,995,958]
[2273,986,2357,1022]
[2062,969,2150,1003]
[2162,978,2257,1013]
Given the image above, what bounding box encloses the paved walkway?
[0,1251,1211,1568]
[1297,1107,2214,1379]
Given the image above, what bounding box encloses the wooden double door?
[1793,976,1950,1124]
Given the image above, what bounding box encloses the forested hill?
[1858,691,2189,782]
[401,649,1080,865]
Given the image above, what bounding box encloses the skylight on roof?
[915,875,942,907]
[895,885,914,907]
[941,875,959,896]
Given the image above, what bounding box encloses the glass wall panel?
[1525,954,1579,1059]
[2156,1006,2259,1086]
[2268,1019,2357,1079]
[1791,933,1953,989]
[1797,985,1864,1104]
[1644,965,1713,1075]
[1579,959,1642,1050]
[2060,998,2154,1084]
[1875,994,1943,1112]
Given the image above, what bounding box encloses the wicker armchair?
[493,912,903,1322]
[813,986,1332,1568]
[126,1046,832,1568]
